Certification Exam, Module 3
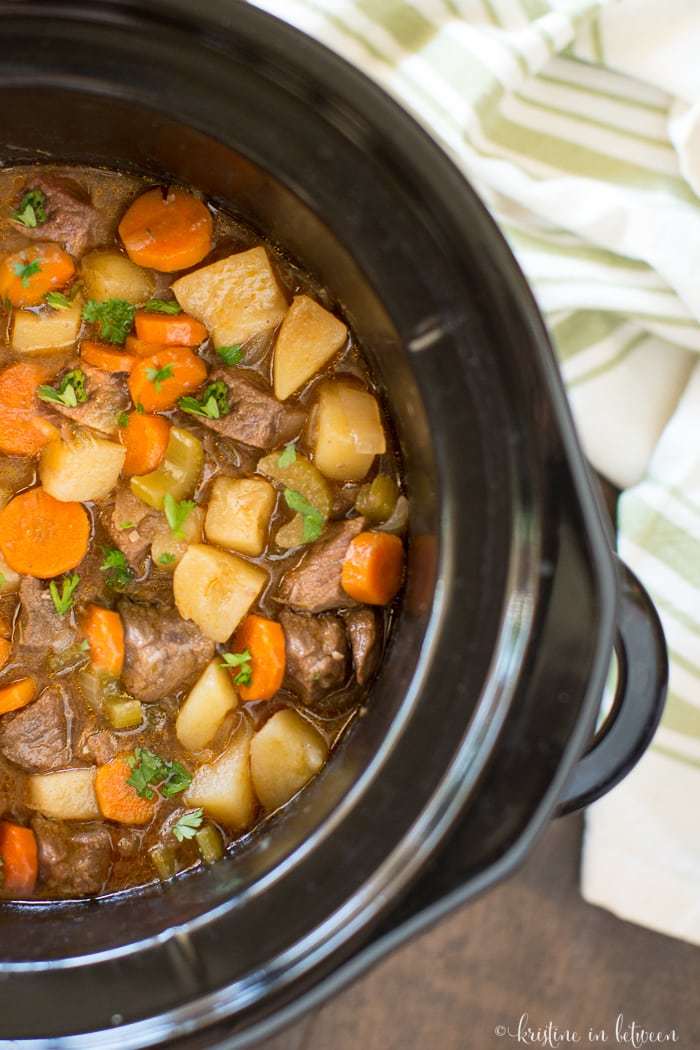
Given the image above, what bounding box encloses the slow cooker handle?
[557,557,668,814]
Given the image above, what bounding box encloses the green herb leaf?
[118,521,136,531]
[0,573,6,589]
[163,493,195,539]
[12,188,47,229]
[116,410,130,428]
[126,749,191,801]
[13,259,42,287]
[143,298,182,315]
[220,649,253,686]
[37,368,89,409]
[49,574,80,616]
[173,808,204,842]
[146,363,174,392]
[135,402,145,414]
[79,639,90,652]
[277,442,297,468]
[177,380,230,420]
[216,345,243,367]
[100,547,134,590]
[83,298,135,344]
[45,291,72,311]
[158,552,177,566]
[284,488,326,543]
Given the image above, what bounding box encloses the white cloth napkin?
[251,0,700,944]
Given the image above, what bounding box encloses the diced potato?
[29,767,100,820]
[204,476,275,556]
[151,505,204,569]
[130,427,203,511]
[183,718,255,830]
[273,295,347,400]
[40,429,125,502]
[171,246,288,349]
[310,380,386,482]
[0,553,19,595]
[257,449,331,548]
[81,249,154,304]
[176,657,239,751]
[173,544,267,643]
[11,296,83,355]
[250,709,328,811]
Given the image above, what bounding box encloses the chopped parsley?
[220,649,253,687]
[126,748,192,800]
[100,547,134,590]
[118,520,136,531]
[143,298,182,315]
[79,638,90,652]
[178,380,230,420]
[37,369,88,409]
[163,493,195,539]
[0,573,6,589]
[12,188,47,228]
[83,298,135,344]
[277,442,297,468]
[49,574,80,616]
[45,291,72,311]
[116,410,130,428]
[13,259,41,287]
[158,552,177,566]
[284,488,325,543]
[146,363,174,391]
[173,808,204,842]
[216,345,243,367]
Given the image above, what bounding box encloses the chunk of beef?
[118,599,215,701]
[105,484,162,568]
[0,684,72,772]
[52,364,128,435]
[79,727,120,766]
[0,755,25,820]
[344,608,382,686]
[18,576,74,654]
[32,815,112,897]
[11,174,99,256]
[276,517,365,613]
[198,370,305,449]
[280,609,348,703]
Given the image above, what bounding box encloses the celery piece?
[195,824,225,864]
[130,427,204,511]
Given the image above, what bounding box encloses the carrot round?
[341,531,404,605]
[125,336,169,357]
[0,243,75,307]
[0,361,59,456]
[81,340,137,374]
[95,756,156,825]
[231,615,286,702]
[128,346,207,412]
[134,311,208,347]
[0,821,38,896]
[0,678,36,716]
[0,487,90,578]
[84,606,124,677]
[119,411,171,476]
[0,639,11,671]
[118,188,213,272]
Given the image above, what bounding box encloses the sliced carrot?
[0,639,11,672]
[83,606,124,677]
[95,756,156,825]
[0,678,36,715]
[341,531,404,605]
[81,340,137,374]
[0,821,38,896]
[125,336,169,357]
[134,311,208,347]
[128,346,207,412]
[0,243,75,307]
[0,487,90,578]
[231,615,286,702]
[118,188,213,272]
[119,411,171,476]
[0,361,59,456]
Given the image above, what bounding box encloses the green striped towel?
[252,0,700,943]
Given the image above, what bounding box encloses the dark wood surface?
[259,815,699,1050]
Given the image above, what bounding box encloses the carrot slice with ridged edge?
[119,188,213,272]
[0,487,90,578]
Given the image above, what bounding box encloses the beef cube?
[276,518,365,613]
[344,607,382,685]
[105,484,162,568]
[52,364,128,436]
[79,727,120,766]
[198,370,304,449]
[0,685,73,772]
[119,599,215,701]
[11,174,99,257]
[32,815,112,897]
[280,608,348,703]
[18,577,75,655]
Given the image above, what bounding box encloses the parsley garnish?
[13,259,41,287]
[126,748,192,800]
[163,493,195,539]
[278,442,297,468]
[12,188,47,229]
[143,299,182,315]
[116,410,130,428]
[216,345,243,367]
[83,298,135,344]
[0,573,6,589]
[220,649,253,686]
[79,639,90,652]
[158,552,177,565]
[284,488,325,542]
[173,808,204,842]
[45,291,72,311]
[100,547,134,590]
[37,369,88,409]
[146,363,174,391]
[49,574,80,616]
[118,520,136,531]
[178,380,230,420]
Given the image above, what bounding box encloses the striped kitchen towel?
[251,0,700,944]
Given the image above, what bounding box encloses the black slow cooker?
[0,2,667,1047]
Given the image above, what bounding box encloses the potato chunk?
[29,767,99,820]
[176,657,239,752]
[11,297,83,355]
[310,380,386,482]
[250,709,328,811]
[130,427,203,511]
[81,249,154,304]
[273,295,347,400]
[184,718,255,829]
[204,476,275,556]
[173,543,267,643]
[171,246,288,348]
[40,430,125,502]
